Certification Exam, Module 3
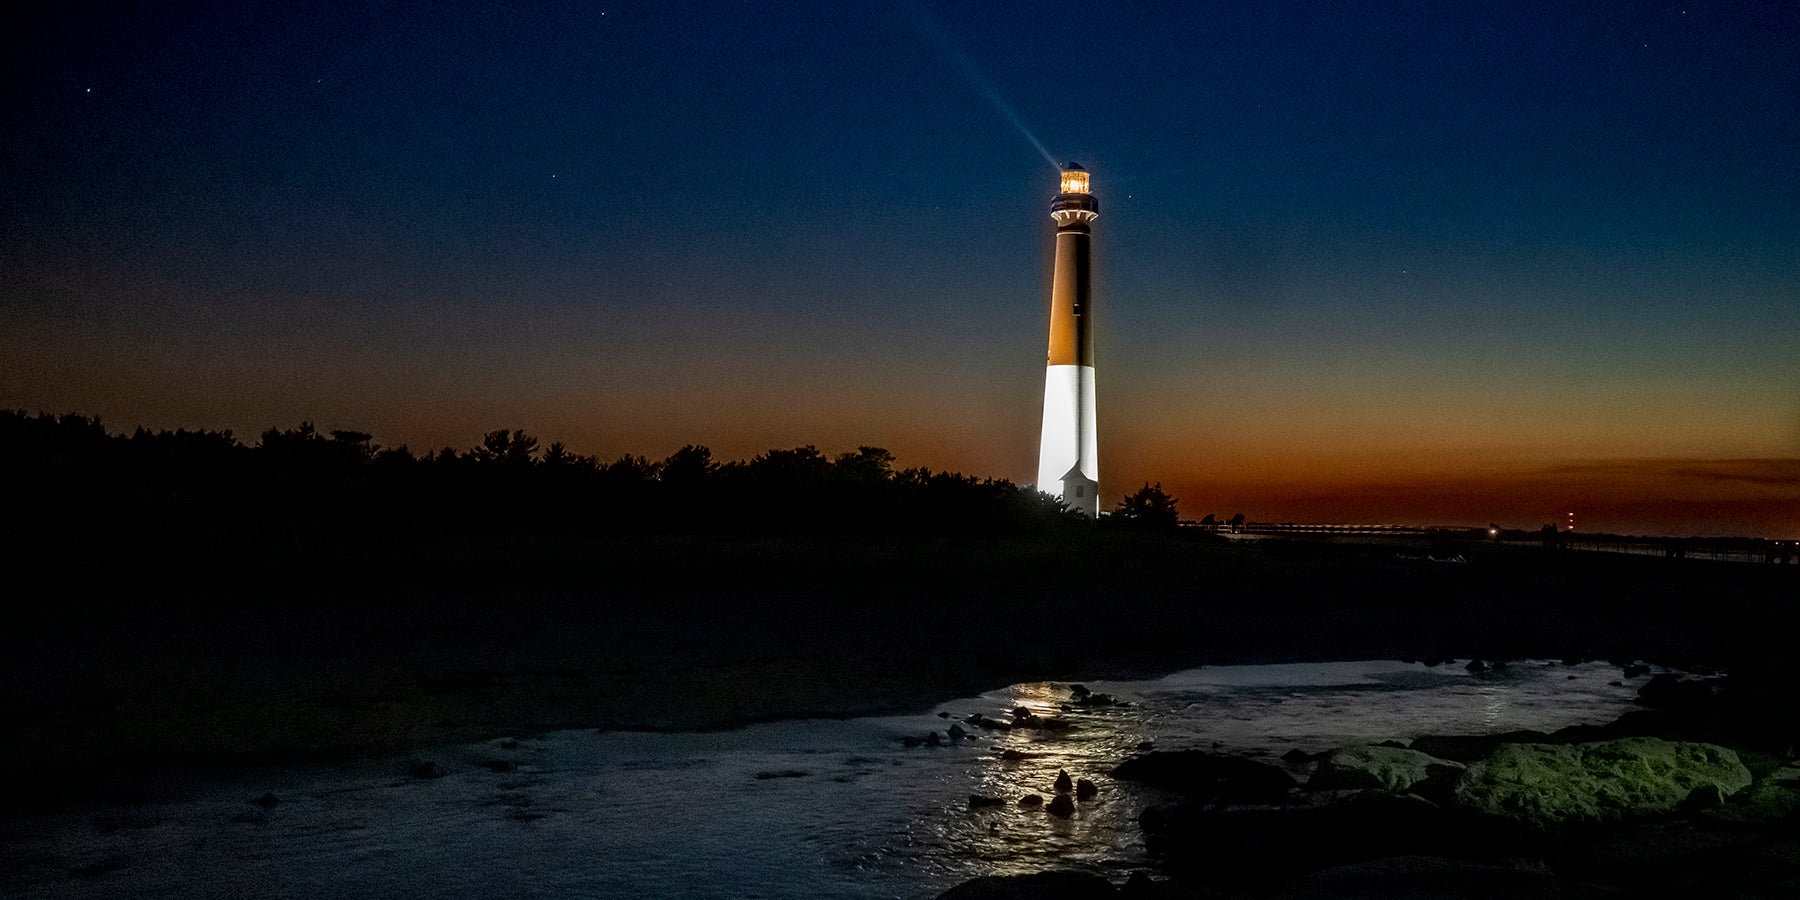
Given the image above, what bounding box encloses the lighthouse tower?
[1035,163,1100,517]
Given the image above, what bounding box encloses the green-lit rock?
[1703,763,1800,825]
[1452,737,1752,830]
[1309,744,1465,793]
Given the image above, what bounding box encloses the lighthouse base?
[1036,364,1098,517]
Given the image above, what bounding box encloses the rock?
[1701,763,1800,824]
[1141,792,1473,890]
[1112,751,1298,804]
[999,748,1041,761]
[968,794,1006,809]
[1622,664,1651,678]
[1077,778,1099,800]
[935,870,1118,899]
[1070,684,1091,699]
[1048,794,1076,817]
[1452,737,1753,830]
[1566,817,1800,898]
[1637,673,1715,708]
[938,711,951,718]
[1679,783,1726,811]
[926,731,943,746]
[408,761,444,779]
[1465,659,1488,672]
[1055,769,1074,794]
[1270,854,1629,899]
[485,760,516,773]
[252,792,279,809]
[1119,871,1230,899]
[1018,793,1044,807]
[948,723,969,740]
[1282,748,1323,763]
[1408,731,1555,763]
[754,770,808,780]
[1308,744,1465,794]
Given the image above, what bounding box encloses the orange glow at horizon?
[1147,456,1800,539]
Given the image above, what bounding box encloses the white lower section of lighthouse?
[1036,363,1098,516]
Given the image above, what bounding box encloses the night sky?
[4,1,1797,537]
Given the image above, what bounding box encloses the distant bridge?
[1194,522,1461,537]
[1187,521,1798,565]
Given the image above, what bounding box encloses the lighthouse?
[1035,163,1100,517]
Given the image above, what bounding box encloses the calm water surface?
[1,660,1663,899]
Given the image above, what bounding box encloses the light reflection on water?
[0,660,1661,899]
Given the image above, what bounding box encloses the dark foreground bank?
[3,520,1796,807]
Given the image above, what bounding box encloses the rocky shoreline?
[936,668,1800,899]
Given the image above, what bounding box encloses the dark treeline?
[1,410,1180,534]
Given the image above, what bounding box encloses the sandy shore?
[4,521,1795,805]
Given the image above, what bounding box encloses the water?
[0,660,1661,899]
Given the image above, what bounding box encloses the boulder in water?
[1141,791,1466,890]
[754,770,808,780]
[1112,750,1297,803]
[1637,673,1715,708]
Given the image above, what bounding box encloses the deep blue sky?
[4,1,1797,535]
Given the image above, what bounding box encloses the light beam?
[901,2,1060,169]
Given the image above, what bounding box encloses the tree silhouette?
[541,441,576,467]
[471,429,538,466]
[1115,482,1180,530]
[3,408,1094,536]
